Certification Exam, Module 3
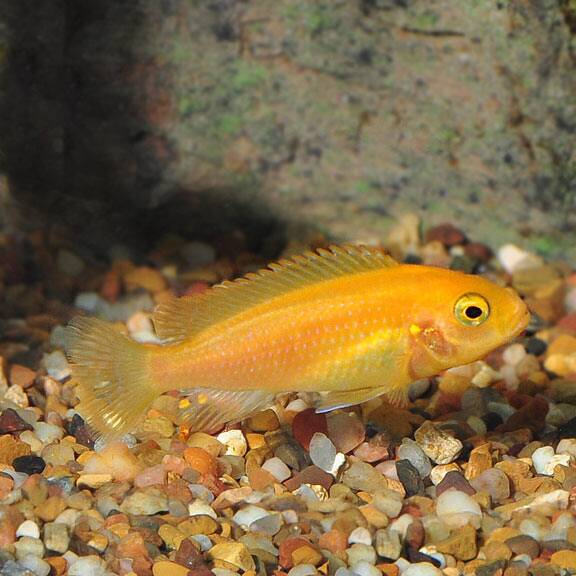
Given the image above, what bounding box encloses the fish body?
[65,246,529,440]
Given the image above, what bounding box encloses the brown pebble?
[292,409,327,451]
[0,408,33,434]
[436,524,477,561]
[436,471,476,496]
[318,529,348,555]
[425,223,467,247]
[45,557,67,576]
[497,395,548,433]
[464,242,493,262]
[9,365,36,388]
[482,541,513,561]
[506,534,540,559]
[284,465,333,492]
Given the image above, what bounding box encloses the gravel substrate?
[1,220,576,576]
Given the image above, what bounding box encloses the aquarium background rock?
[1,0,575,257]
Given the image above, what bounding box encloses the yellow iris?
[454,293,490,326]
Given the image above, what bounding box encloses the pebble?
[0,434,31,465]
[43,522,70,554]
[14,536,45,560]
[42,444,74,467]
[20,556,51,576]
[120,489,169,515]
[42,351,71,381]
[327,412,365,453]
[436,524,477,561]
[217,429,247,456]
[372,488,404,518]
[342,461,390,492]
[374,530,402,561]
[209,542,256,571]
[348,526,372,546]
[346,543,377,566]
[436,489,482,528]
[152,561,191,576]
[0,408,34,434]
[16,519,40,539]
[293,408,328,450]
[67,555,108,576]
[414,421,463,465]
[396,459,424,496]
[397,439,432,478]
[13,454,46,474]
[262,456,291,482]
[532,446,570,476]
[550,550,576,570]
[469,468,510,503]
[33,421,64,444]
[402,563,443,576]
[498,244,543,274]
[309,432,345,475]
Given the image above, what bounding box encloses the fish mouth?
[512,306,531,338]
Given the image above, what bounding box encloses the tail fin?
[65,316,157,442]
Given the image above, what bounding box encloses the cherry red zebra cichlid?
[65,245,530,441]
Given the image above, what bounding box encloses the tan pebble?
[481,541,512,561]
[359,504,389,528]
[430,463,461,486]
[245,433,266,450]
[436,524,477,561]
[87,533,108,552]
[187,433,223,458]
[551,550,576,570]
[152,560,192,576]
[83,442,141,482]
[108,523,130,538]
[291,544,323,566]
[178,515,219,536]
[4,385,29,407]
[464,444,492,480]
[77,474,113,489]
[247,409,279,432]
[486,527,521,544]
[0,434,31,465]
[208,542,255,572]
[36,496,67,522]
[158,524,186,550]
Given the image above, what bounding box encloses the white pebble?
[216,429,247,457]
[309,432,345,476]
[288,565,318,576]
[556,438,576,459]
[402,563,443,576]
[532,446,570,476]
[497,244,542,274]
[348,526,372,546]
[436,489,482,529]
[429,463,460,486]
[352,561,382,576]
[42,350,71,381]
[33,422,64,444]
[285,399,309,412]
[67,555,108,576]
[262,457,291,482]
[20,556,51,576]
[16,520,40,539]
[232,505,270,529]
[191,534,213,551]
[502,343,527,367]
[188,500,217,519]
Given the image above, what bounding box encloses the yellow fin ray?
[177,389,275,432]
[154,245,397,343]
[65,317,157,442]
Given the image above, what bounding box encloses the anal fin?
[177,388,275,433]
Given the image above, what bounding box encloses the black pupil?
[465,305,483,319]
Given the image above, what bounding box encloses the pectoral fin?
[315,384,409,413]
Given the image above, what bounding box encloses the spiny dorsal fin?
[153,244,398,343]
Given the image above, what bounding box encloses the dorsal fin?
[153,244,398,343]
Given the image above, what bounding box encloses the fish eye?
[454,293,490,327]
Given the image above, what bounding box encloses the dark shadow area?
[0,0,287,257]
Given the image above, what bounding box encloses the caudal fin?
[64,316,157,441]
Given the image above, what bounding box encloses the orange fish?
[65,245,529,440]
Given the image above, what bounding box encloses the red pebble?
[0,409,33,434]
[292,409,328,451]
[279,537,315,569]
[424,223,467,247]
